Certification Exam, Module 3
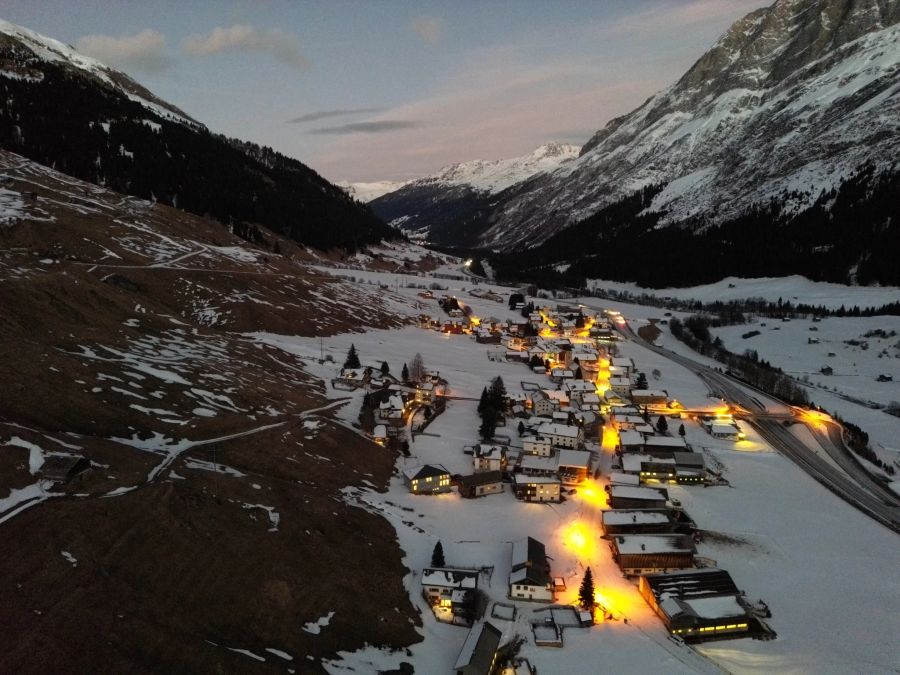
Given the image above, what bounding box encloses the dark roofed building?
[639,568,762,642]
[601,508,696,535]
[403,464,451,494]
[509,537,553,602]
[456,471,503,498]
[454,620,502,675]
[609,534,695,576]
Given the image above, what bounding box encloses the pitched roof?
[457,471,503,488]
[403,464,449,481]
[454,621,502,672]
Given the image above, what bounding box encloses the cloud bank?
[288,107,387,124]
[76,29,171,73]
[183,24,308,69]
[308,120,423,135]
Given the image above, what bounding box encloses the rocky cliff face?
[478,0,900,249]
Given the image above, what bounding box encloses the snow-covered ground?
[254,259,900,673]
[587,276,900,311]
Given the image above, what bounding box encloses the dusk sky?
[2,0,769,182]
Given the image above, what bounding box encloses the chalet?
[517,454,558,477]
[608,485,668,509]
[550,368,574,383]
[422,567,479,606]
[639,568,757,642]
[522,437,552,457]
[556,449,592,483]
[617,430,645,453]
[378,394,409,428]
[551,411,571,425]
[530,391,559,418]
[607,471,640,487]
[581,392,601,411]
[509,537,554,602]
[415,381,436,404]
[610,534,696,576]
[454,621,502,675]
[630,389,669,405]
[513,475,561,503]
[537,422,583,449]
[472,445,508,473]
[611,357,635,375]
[456,471,504,498]
[404,464,452,494]
[642,436,689,453]
[601,509,696,536]
[476,330,502,344]
[609,376,633,397]
[564,380,596,402]
[372,424,388,446]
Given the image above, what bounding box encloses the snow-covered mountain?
[369,143,579,244]
[0,18,395,251]
[337,180,409,203]
[479,0,900,249]
[0,18,198,126]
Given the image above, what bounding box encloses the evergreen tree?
[574,366,583,380]
[488,376,507,408]
[344,344,361,369]
[479,415,496,441]
[380,361,390,376]
[642,405,650,422]
[431,541,445,568]
[578,568,596,610]
[635,372,648,389]
[478,387,489,415]
[678,423,686,438]
[517,420,526,436]
[401,363,410,382]
[656,415,669,434]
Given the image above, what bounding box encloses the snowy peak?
[479,0,900,249]
[337,180,409,203]
[421,142,580,195]
[0,18,199,126]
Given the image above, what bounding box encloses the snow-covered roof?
[421,567,479,589]
[602,510,669,525]
[622,454,674,473]
[514,474,560,485]
[618,430,645,447]
[373,424,387,437]
[608,472,640,486]
[453,621,502,671]
[643,436,688,448]
[682,595,747,620]
[403,464,449,481]
[613,534,693,555]
[609,485,668,501]
[557,449,591,469]
[631,389,668,398]
[537,422,580,438]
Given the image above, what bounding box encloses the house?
[581,392,601,411]
[609,376,633,397]
[403,464,452,494]
[454,621,502,675]
[456,471,504,498]
[378,393,409,428]
[517,454,558,477]
[512,475,561,502]
[601,509,696,535]
[610,534,696,576]
[522,437,552,457]
[564,379,596,401]
[638,568,758,642]
[550,368,574,383]
[530,391,559,418]
[630,389,669,405]
[608,485,668,509]
[509,537,554,602]
[642,436,689,453]
[473,444,508,473]
[607,471,640,487]
[372,424,388,446]
[709,423,744,441]
[422,567,480,606]
[617,429,645,453]
[537,422,583,449]
[415,381,436,404]
[556,449,592,483]
[611,357,635,375]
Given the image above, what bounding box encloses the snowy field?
[253,256,900,673]
[587,275,900,311]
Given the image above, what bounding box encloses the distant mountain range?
[0,19,394,251]
[363,143,579,245]
[360,0,900,286]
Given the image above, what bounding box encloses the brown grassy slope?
[0,149,421,673]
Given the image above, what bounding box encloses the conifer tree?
[656,415,669,434]
[678,423,686,438]
[401,363,410,382]
[344,344,361,369]
[431,541,445,568]
[380,361,390,376]
[578,568,596,610]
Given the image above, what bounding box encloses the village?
[332,289,777,674]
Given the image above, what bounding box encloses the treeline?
[669,316,809,406]
[0,57,395,251]
[486,162,900,289]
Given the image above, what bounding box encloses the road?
[620,323,900,535]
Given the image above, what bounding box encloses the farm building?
[600,509,696,536]
[639,568,761,642]
[608,485,668,509]
[454,621,502,675]
[610,534,696,576]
